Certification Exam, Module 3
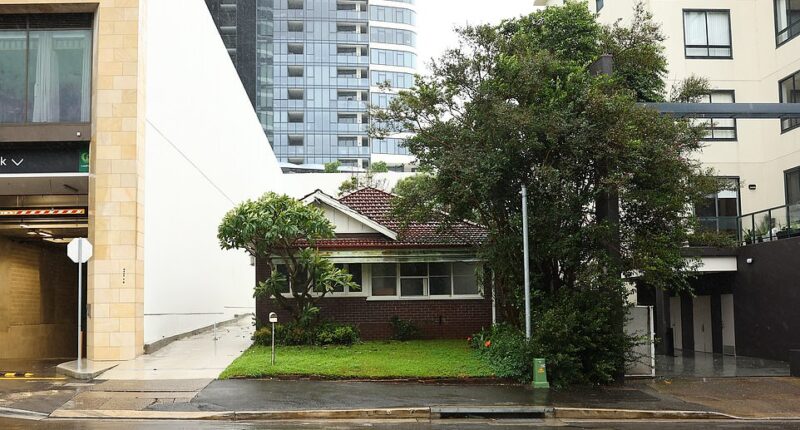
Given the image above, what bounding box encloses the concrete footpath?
[43,377,800,421]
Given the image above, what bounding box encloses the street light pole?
[522,184,531,339]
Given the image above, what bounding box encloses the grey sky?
[416,0,538,74]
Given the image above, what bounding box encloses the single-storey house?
[255,187,493,339]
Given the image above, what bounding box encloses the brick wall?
[257,296,492,340]
[0,237,78,359]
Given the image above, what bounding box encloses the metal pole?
[271,322,276,365]
[522,185,531,339]
[77,240,83,372]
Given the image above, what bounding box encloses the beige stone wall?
[0,0,147,360]
[0,237,77,359]
[87,0,146,361]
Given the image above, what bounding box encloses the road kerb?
[553,407,741,420]
[49,408,430,421]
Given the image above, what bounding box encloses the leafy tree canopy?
[373,1,717,330]
[218,192,357,321]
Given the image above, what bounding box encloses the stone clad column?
[86,0,146,361]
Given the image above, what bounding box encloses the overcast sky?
[415,0,539,74]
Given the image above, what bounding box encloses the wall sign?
[0,144,90,174]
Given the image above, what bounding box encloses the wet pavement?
[0,359,87,415]
[651,377,800,418]
[656,351,790,378]
[2,417,800,429]
[145,379,707,413]
[98,315,254,380]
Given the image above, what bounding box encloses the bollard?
[533,358,550,389]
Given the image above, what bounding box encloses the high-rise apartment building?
[538,0,800,365]
[206,0,418,171]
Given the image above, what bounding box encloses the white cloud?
[415,0,539,74]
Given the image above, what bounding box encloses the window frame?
[682,9,733,59]
[785,166,800,206]
[779,70,800,133]
[695,177,741,234]
[775,0,800,47]
[366,262,483,301]
[698,90,738,141]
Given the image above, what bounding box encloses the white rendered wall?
[280,172,415,199]
[142,0,282,344]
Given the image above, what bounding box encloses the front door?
[692,296,713,353]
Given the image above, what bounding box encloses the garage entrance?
[0,175,87,360]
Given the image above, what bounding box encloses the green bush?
[316,323,360,346]
[253,321,360,346]
[390,316,420,340]
[471,289,636,387]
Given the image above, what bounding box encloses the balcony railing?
[738,203,800,245]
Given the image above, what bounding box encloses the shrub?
[316,323,360,346]
[253,321,360,346]
[389,316,420,341]
[470,324,535,381]
[471,289,638,387]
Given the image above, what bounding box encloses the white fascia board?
[303,190,398,240]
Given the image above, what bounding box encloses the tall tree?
[373,0,716,380]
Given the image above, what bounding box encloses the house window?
[369,262,480,298]
[780,70,800,132]
[696,178,740,235]
[775,0,800,46]
[696,91,737,140]
[400,263,427,296]
[332,263,363,293]
[683,10,732,58]
[0,13,93,124]
[371,263,397,296]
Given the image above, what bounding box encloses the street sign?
[67,238,93,263]
[67,238,92,372]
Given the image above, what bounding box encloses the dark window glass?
[453,263,479,295]
[780,71,800,132]
[371,263,396,296]
[776,0,800,45]
[696,178,740,234]
[0,14,92,124]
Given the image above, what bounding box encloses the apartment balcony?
[335,32,369,43]
[739,204,800,245]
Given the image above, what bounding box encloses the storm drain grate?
[431,406,550,419]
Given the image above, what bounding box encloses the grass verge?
[220,339,494,380]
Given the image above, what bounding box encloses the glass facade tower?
[206,0,417,170]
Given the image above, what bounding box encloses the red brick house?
[255,187,493,339]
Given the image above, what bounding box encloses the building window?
[780,70,800,132]
[288,135,304,146]
[369,262,480,298]
[0,13,93,124]
[287,157,305,165]
[775,0,800,46]
[683,10,732,58]
[696,178,740,235]
[786,166,800,207]
[371,263,397,296]
[337,136,358,146]
[696,91,737,140]
[288,112,304,123]
[596,0,604,12]
[338,113,357,124]
[287,0,304,10]
[332,263,362,294]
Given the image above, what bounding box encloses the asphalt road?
[3,418,800,429]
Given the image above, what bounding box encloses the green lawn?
[219,340,494,380]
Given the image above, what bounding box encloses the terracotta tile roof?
[314,187,487,249]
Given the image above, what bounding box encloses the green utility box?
[533,358,550,389]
